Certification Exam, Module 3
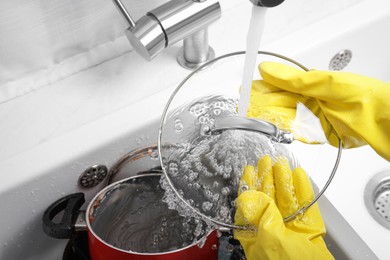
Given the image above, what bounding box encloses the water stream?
[237,5,267,116]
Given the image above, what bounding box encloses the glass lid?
[158,51,342,229]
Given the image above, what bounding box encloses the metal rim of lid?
[158,50,343,229]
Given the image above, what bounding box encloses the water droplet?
[202,201,213,211]
[226,243,235,253]
[240,184,249,193]
[168,162,179,177]
[174,119,184,132]
[150,150,159,159]
[201,125,211,135]
[203,189,213,200]
[213,108,221,115]
[212,193,220,202]
[161,218,167,227]
[221,187,230,196]
[223,172,231,179]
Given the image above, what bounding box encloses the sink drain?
[78,164,108,188]
[364,171,390,229]
[329,49,352,71]
[374,183,390,219]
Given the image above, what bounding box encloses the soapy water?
[160,95,298,229]
[90,175,214,253]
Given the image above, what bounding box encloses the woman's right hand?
[248,61,390,161]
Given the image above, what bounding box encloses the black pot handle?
[42,192,85,239]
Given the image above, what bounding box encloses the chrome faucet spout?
[250,0,284,7]
[112,0,221,70]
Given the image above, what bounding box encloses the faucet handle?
[250,0,284,7]
[112,0,136,29]
[112,0,166,61]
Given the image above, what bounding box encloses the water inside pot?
[89,174,209,253]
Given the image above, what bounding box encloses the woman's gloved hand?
[234,156,333,260]
[248,61,390,161]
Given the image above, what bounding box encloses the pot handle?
[42,192,85,239]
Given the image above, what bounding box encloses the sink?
[0,117,379,259]
[1,0,390,259]
[320,192,378,259]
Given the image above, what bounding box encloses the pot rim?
[85,173,217,255]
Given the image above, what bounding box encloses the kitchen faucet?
[112,0,221,70]
[112,0,284,70]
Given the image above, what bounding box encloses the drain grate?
[329,49,352,71]
[364,171,390,229]
[374,183,390,221]
[78,165,108,188]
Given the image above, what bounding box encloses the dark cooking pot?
[43,174,218,260]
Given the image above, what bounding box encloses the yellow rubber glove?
[234,156,333,260]
[248,62,390,161]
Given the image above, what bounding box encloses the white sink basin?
[1,0,390,259]
[0,116,379,259]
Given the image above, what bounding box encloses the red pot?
[88,225,218,260]
[43,174,219,259]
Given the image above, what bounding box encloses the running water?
[237,6,267,116]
